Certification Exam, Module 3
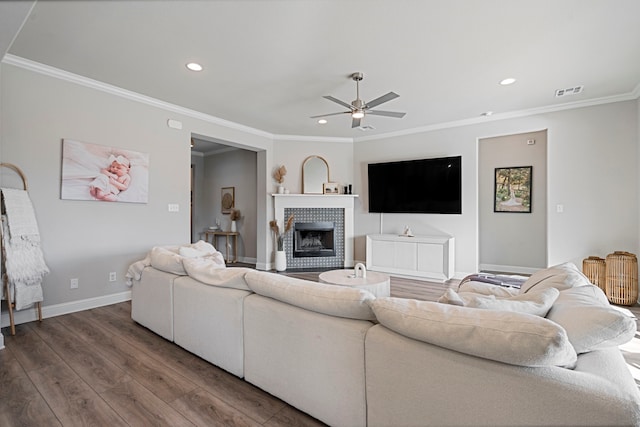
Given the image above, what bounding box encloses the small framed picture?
[494,166,532,213]
[323,182,339,194]
[221,187,235,214]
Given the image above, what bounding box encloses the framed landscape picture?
[494,166,532,213]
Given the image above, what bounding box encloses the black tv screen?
[368,156,462,214]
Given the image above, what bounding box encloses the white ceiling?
[2,0,640,141]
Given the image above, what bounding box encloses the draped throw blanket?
[1,188,49,310]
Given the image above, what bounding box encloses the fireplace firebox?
[293,222,335,258]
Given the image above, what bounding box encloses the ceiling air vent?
[555,86,583,97]
[358,125,376,131]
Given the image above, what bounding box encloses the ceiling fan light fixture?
[352,110,365,119]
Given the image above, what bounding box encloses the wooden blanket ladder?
[1,163,43,335]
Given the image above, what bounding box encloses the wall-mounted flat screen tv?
[368,155,462,214]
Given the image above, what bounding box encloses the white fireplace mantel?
[272,194,359,267]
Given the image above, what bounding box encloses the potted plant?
[269,214,294,271]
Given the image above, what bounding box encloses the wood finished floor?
[2,272,639,426]
[0,273,452,427]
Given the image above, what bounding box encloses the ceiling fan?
[311,72,406,128]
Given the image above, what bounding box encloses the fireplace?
[294,222,335,258]
[273,194,357,269]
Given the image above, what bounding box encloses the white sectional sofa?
[129,245,640,427]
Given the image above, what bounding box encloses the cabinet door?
[371,240,396,268]
[417,243,444,275]
[394,241,417,271]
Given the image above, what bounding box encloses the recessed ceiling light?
[318,119,328,124]
[499,78,516,86]
[186,62,203,72]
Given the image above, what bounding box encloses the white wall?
[0,62,272,319]
[354,101,638,277]
[479,130,547,273]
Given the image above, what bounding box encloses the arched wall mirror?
[302,155,329,194]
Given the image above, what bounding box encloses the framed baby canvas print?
[494,166,532,213]
[60,139,150,203]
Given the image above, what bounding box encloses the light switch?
[556,204,564,213]
[168,203,179,212]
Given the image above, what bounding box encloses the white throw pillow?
[245,271,376,321]
[182,259,251,291]
[439,288,559,317]
[463,287,560,317]
[458,281,520,298]
[437,288,465,306]
[370,297,577,368]
[150,246,187,275]
[520,262,591,294]
[546,286,637,354]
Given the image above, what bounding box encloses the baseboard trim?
[479,263,538,275]
[1,290,132,328]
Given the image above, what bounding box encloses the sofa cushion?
[245,271,376,321]
[370,297,577,367]
[546,285,636,354]
[520,262,591,294]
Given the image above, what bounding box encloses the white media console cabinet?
[365,234,454,282]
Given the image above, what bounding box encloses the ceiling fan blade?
[351,117,362,128]
[310,111,350,118]
[367,110,406,118]
[365,92,399,109]
[324,95,355,110]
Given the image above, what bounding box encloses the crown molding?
[2,54,274,140]
[4,54,638,145]
[354,90,640,143]
[273,133,353,144]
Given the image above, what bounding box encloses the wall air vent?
[358,125,376,131]
[555,86,584,97]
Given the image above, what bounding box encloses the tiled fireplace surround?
[273,194,357,269]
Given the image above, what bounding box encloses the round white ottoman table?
[318,269,391,297]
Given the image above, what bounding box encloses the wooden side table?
[205,230,239,263]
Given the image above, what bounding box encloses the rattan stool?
[605,251,638,306]
[583,256,606,292]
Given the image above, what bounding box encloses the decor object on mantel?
[270,214,294,271]
[229,208,241,232]
[302,155,329,194]
[273,165,287,194]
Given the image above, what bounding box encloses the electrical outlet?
[109,272,117,282]
[70,278,79,289]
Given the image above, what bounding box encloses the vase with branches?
[270,214,294,251]
[273,165,287,194]
[230,208,241,232]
